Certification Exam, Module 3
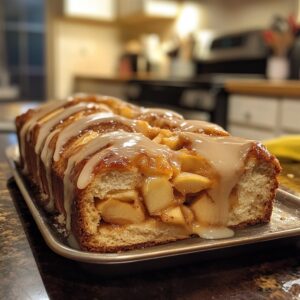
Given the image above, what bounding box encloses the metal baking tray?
[5,144,300,270]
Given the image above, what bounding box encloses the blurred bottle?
[289,15,300,79]
[119,40,150,77]
[263,15,295,80]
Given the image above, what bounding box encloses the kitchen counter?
[73,74,228,128]
[1,135,300,299]
[75,74,209,83]
[74,74,214,89]
[226,79,300,98]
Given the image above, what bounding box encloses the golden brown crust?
[231,143,280,228]
[71,191,188,253]
[16,94,281,253]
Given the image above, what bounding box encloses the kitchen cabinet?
[119,0,178,22]
[229,95,278,129]
[228,94,300,140]
[64,0,116,21]
[281,99,300,132]
[228,125,276,141]
[63,0,177,23]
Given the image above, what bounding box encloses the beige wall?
[53,20,121,99]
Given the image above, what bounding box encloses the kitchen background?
[1,0,300,144]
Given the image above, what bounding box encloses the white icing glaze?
[34,102,97,154]
[20,99,258,239]
[63,131,176,230]
[141,108,183,120]
[71,93,125,106]
[179,120,226,133]
[139,110,227,135]
[37,111,134,216]
[40,129,60,211]
[20,100,68,171]
[39,109,113,211]
[76,131,175,189]
[53,112,135,162]
[192,224,234,239]
[183,132,254,226]
[63,133,118,230]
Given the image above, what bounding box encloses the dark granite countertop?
[1,115,300,299]
[0,153,300,299]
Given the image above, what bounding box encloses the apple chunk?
[106,190,138,203]
[181,205,194,225]
[178,152,206,173]
[173,172,211,195]
[142,176,174,215]
[161,136,181,150]
[100,199,145,225]
[160,206,186,226]
[190,194,219,225]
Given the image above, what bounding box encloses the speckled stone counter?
[0,162,47,299]
[1,157,300,299]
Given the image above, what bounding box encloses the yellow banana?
[263,135,300,161]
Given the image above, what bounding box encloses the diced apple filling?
[173,172,211,195]
[97,198,145,225]
[94,171,213,227]
[181,205,194,225]
[160,206,186,225]
[106,190,139,203]
[190,193,219,225]
[178,151,216,181]
[142,176,175,215]
[178,151,207,173]
[161,136,181,150]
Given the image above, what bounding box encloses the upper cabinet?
[63,0,178,23]
[119,0,178,23]
[64,0,116,21]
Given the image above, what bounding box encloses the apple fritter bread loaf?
[15,94,281,252]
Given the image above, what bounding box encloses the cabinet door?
[228,125,275,141]
[64,0,116,20]
[229,95,278,129]
[281,99,300,132]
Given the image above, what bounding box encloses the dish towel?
[263,135,300,161]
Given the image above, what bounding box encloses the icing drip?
[63,131,177,230]
[141,108,183,120]
[20,100,68,171]
[76,131,176,189]
[179,120,227,133]
[38,111,137,214]
[40,129,60,211]
[139,109,227,135]
[35,102,98,154]
[38,108,114,211]
[53,112,135,161]
[183,132,254,226]
[20,97,259,240]
[192,224,234,239]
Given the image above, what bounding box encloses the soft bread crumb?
[83,219,190,252]
[74,155,278,252]
[92,170,141,199]
[228,158,276,226]
[79,170,142,234]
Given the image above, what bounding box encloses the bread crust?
[15,94,281,253]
